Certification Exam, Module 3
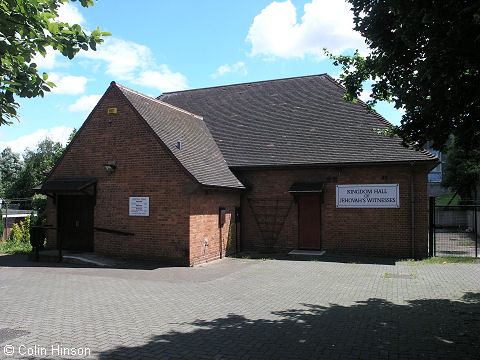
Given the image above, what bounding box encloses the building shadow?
[0,253,172,270]
[97,292,480,359]
[237,251,398,265]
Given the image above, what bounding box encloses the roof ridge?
[111,81,204,120]
[158,73,329,97]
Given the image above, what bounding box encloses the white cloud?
[0,126,73,155]
[211,62,247,78]
[134,67,189,93]
[359,89,372,102]
[79,38,151,80]
[78,37,189,92]
[29,4,85,70]
[68,94,102,113]
[246,0,367,60]
[56,2,85,25]
[49,73,88,95]
[32,47,57,69]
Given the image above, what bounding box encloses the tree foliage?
[0,0,110,125]
[0,147,23,197]
[328,0,480,152]
[7,138,64,198]
[1,128,76,199]
[442,136,480,200]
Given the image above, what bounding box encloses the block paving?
[0,254,479,359]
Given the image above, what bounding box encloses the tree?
[67,127,77,144]
[328,1,480,153]
[6,138,63,198]
[442,136,480,201]
[0,0,110,125]
[2,128,75,200]
[0,147,23,197]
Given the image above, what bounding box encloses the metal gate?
[429,197,479,257]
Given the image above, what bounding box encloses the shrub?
[2,217,32,254]
[7,223,22,243]
[21,216,30,243]
[7,217,30,244]
[31,194,47,226]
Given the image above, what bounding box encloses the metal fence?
[430,197,479,257]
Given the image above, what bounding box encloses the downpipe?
[410,163,415,259]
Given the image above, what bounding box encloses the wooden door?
[298,194,321,249]
[58,195,94,251]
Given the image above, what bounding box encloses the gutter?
[229,159,439,171]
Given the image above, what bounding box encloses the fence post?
[429,197,435,257]
[475,204,478,258]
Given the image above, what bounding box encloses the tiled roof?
[115,83,245,189]
[159,74,436,168]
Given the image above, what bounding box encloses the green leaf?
[0,0,108,127]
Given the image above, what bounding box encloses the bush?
[1,217,32,254]
[21,216,30,243]
[7,223,22,243]
[31,194,47,226]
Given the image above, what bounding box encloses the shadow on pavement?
[0,253,174,270]
[238,251,398,265]
[0,250,399,271]
[97,292,480,360]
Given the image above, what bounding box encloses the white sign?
[129,197,149,216]
[336,184,399,208]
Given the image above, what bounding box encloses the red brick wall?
[43,83,430,262]
[237,164,429,258]
[189,189,240,265]
[45,85,194,264]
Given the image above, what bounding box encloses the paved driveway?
[0,254,479,359]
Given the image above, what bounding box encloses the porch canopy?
[34,178,97,198]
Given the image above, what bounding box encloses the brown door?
[298,194,321,249]
[58,195,94,251]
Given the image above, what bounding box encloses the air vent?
[107,107,117,115]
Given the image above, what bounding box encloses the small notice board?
[129,197,149,216]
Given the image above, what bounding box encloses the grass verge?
[434,193,461,206]
[399,256,480,265]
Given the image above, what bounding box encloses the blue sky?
[0,0,403,155]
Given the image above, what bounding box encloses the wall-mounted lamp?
[104,161,117,173]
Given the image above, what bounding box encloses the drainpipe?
[219,207,226,259]
[410,162,415,259]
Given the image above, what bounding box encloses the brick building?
[39,74,437,265]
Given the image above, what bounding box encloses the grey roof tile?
[159,74,436,167]
[115,83,244,189]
